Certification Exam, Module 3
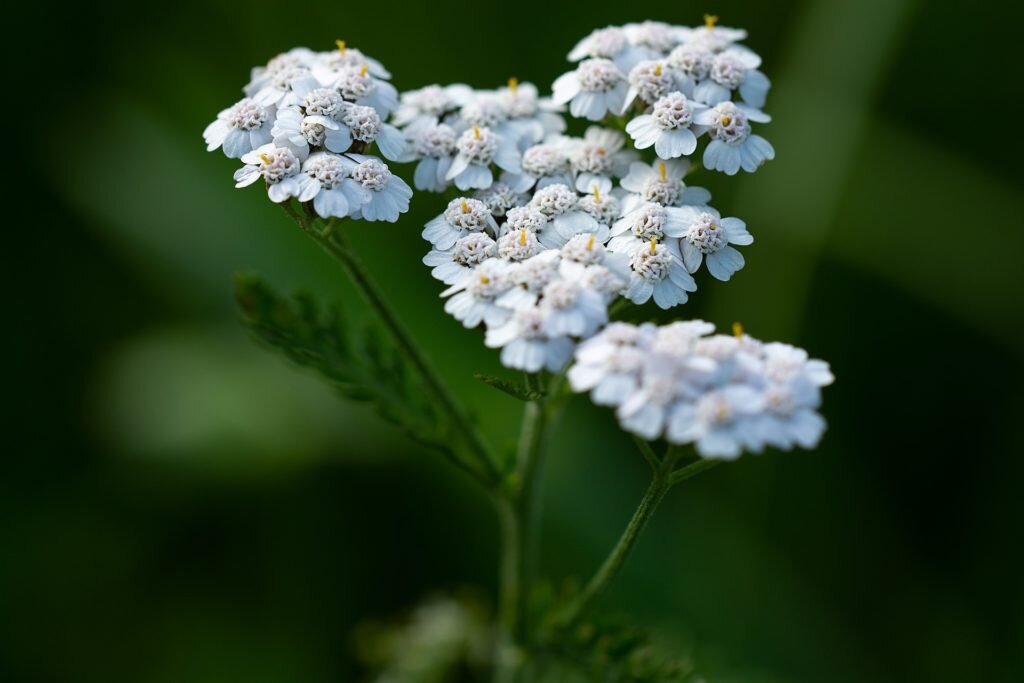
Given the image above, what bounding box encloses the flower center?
[711,54,745,89]
[667,45,713,80]
[572,144,613,174]
[630,242,673,281]
[271,66,310,91]
[577,58,623,92]
[461,100,507,128]
[444,197,491,230]
[302,88,345,117]
[652,92,693,130]
[711,103,751,144]
[337,67,374,100]
[504,206,547,233]
[452,233,497,266]
[685,213,725,254]
[300,119,328,146]
[456,126,498,164]
[305,154,347,189]
[562,233,604,265]
[631,203,666,240]
[521,144,566,176]
[529,184,577,217]
[229,98,268,131]
[342,104,383,142]
[628,61,673,104]
[641,175,682,206]
[258,148,300,183]
[498,228,542,261]
[351,158,391,191]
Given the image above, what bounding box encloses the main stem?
[494,374,555,683]
[292,211,500,483]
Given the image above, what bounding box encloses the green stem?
[555,445,713,629]
[288,209,501,484]
[494,495,522,683]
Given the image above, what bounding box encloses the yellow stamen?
[460,199,469,213]
[586,235,595,250]
[473,126,481,139]
[359,64,368,77]
[508,77,518,92]
[655,63,662,77]
[519,229,527,246]
[704,14,719,29]
[721,115,732,126]
[259,153,273,164]
[732,321,744,338]
[592,184,600,203]
[335,39,347,53]
[479,275,490,284]
[649,239,657,254]
[658,161,667,181]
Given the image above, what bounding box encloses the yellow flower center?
[335,39,346,54]
[460,199,469,213]
[649,238,657,254]
[704,14,719,29]
[359,64,368,77]
[473,126,481,139]
[587,235,595,250]
[732,321,744,338]
[721,115,732,126]
[259,153,273,164]
[479,275,491,284]
[655,63,662,77]
[658,161,667,181]
[507,77,518,92]
[592,184,601,203]
[519,229,527,246]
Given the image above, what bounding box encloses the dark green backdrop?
[5,1,1024,681]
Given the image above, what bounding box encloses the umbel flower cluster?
[204,17,832,458]
[204,41,412,222]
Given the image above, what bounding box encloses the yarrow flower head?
[569,322,833,457]
[206,40,414,224]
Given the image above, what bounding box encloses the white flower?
[666,385,766,458]
[422,232,497,286]
[618,159,711,214]
[485,305,575,373]
[528,184,599,248]
[233,144,318,203]
[539,278,607,338]
[693,49,771,108]
[272,106,347,160]
[442,258,513,328]
[563,127,634,193]
[683,19,749,53]
[245,48,316,99]
[204,97,275,158]
[339,155,412,222]
[552,58,628,121]
[622,60,675,112]
[497,228,544,262]
[559,233,630,283]
[623,21,682,53]
[392,83,474,131]
[311,41,392,85]
[496,251,562,311]
[625,239,696,309]
[666,44,714,86]
[568,322,651,405]
[695,101,774,175]
[567,26,655,72]
[608,201,693,254]
[446,126,521,191]
[575,186,621,234]
[302,152,369,219]
[473,183,523,218]
[676,208,753,281]
[749,343,834,450]
[502,143,571,193]
[339,104,408,160]
[422,197,498,250]
[333,64,399,117]
[411,123,457,191]
[625,92,707,159]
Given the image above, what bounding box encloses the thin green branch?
[668,457,722,485]
[284,207,502,485]
[632,436,661,471]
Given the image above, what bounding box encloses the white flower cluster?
[554,17,774,175]
[204,41,412,222]
[569,322,834,457]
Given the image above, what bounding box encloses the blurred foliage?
[5,0,1024,682]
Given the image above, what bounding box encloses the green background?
[6,0,1024,681]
